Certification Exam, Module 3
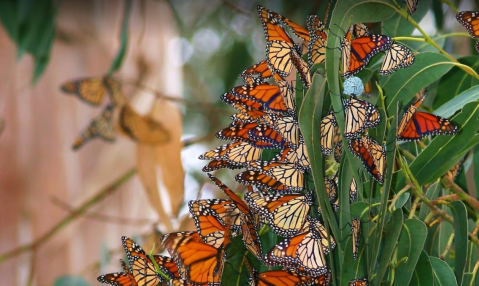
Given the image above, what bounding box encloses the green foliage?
[0,0,56,84]
[108,0,132,74]
[217,1,479,285]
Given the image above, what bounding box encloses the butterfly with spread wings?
[341,25,393,78]
[72,104,116,150]
[397,89,457,141]
[162,231,226,286]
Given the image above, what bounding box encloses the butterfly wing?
[162,232,225,286]
[320,110,338,155]
[307,15,327,67]
[343,35,392,77]
[235,170,290,193]
[241,60,273,84]
[61,77,110,106]
[379,42,414,75]
[348,137,383,183]
[248,161,304,191]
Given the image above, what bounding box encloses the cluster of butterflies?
[61,77,169,149]
[96,2,462,285]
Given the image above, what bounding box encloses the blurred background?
[0,0,475,285]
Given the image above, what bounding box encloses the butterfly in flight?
[72,104,116,150]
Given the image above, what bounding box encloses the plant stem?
[0,168,136,264]
[441,176,479,211]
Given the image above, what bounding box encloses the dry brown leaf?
[119,103,170,145]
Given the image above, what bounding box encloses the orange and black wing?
[348,138,383,183]
[162,232,225,286]
[256,270,330,286]
[241,60,273,84]
[235,170,290,193]
[97,259,136,286]
[343,35,392,78]
[307,15,327,67]
[232,83,290,114]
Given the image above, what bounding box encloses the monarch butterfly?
[397,89,458,141]
[324,177,338,203]
[201,160,242,172]
[216,122,279,149]
[72,104,116,150]
[273,136,311,170]
[320,110,338,155]
[235,170,290,193]
[208,174,263,261]
[277,80,296,112]
[199,141,263,165]
[258,6,311,89]
[351,218,361,260]
[241,60,273,85]
[264,216,334,275]
[248,124,287,147]
[61,77,120,106]
[456,11,479,53]
[265,114,300,147]
[120,237,178,285]
[348,136,385,183]
[97,259,135,286]
[379,42,415,75]
[342,27,392,78]
[268,10,310,41]
[221,91,266,114]
[332,172,358,203]
[245,191,312,237]
[189,199,242,234]
[349,277,369,286]
[252,270,330,286]
[307,15,328,67]
[353,23,369,38]
[444,156,467,182]
[406,0,419,15]
[334,141,343,163]
[247,161,305,191]
[232,83,291,114]
[162,231,226,286]
[343,97,381,139]
[119,104,169,145]
[188,201,233,248]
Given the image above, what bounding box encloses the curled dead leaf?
[119,103,170,145]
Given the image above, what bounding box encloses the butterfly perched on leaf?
[379,42,415,75]
[264,216,335,276]
[207,174,264,261]
[245,191,312,237]
[162,231,226,286]
[341,25,393,78]
[342,97,381,139]
[397,89,457,141]
[247,161,305,191]
[349,277,369,286]
[257,5,311,88]
[320,110,339,155]
[72,104,116,150]
[348,135,386,184]
[457,11,479,53]
[231,83,292,115]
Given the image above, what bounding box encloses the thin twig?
[0,169,136,264]
[50,196,154,226]
[441,176,479,211]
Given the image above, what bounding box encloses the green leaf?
[339,236,368,286]
[400,36,446,53]
[381,52,454,115]
[406,102,479,185]
[394,192,410,209]
[432,0,444,30]
[372,208,403,285]
[434,85,479,118]
[418,182,441,220]
[54,276,91,286]
[430,256,458,286]
[474,145,479,200]
[395,219,427,285]
[409,250,434,286]
[382,0,429,37]
[449,201,468,285]
[109,0,132,74]
[221,236,252,286]
[434,56,479,109]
